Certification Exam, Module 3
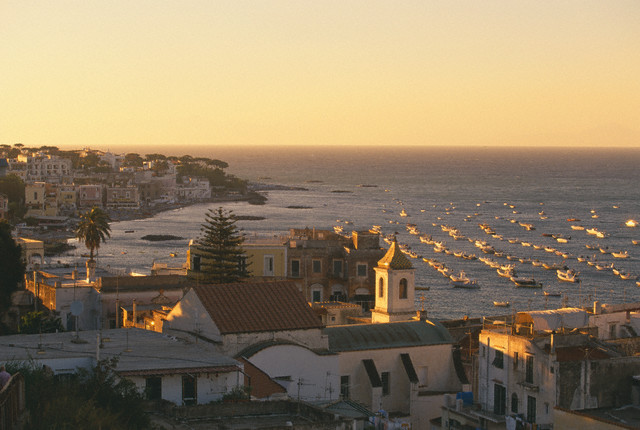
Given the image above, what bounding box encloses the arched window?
[511,393,519,414]
[399,278,408,299]
[378,277,384,298]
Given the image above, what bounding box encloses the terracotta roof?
[194,281,324,334]
[377,237,413,270]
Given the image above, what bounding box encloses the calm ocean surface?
[60,146,640,320]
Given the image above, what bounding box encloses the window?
[312,260,322,274]
[192,255,201,272]
[381,372,390,396]
[182,375,197,406]
[513,351,519,369]
[238,256,248,276]
[333,260,343,277]
[525,356,534,384]
[264,255,274,276]
[357,263,367,277]
[378,278,384,298]
[146,377,162,400]
[511,393,519,414]
[340,375,350,399]
[492,350,504,369]
[609,323,617,339]
[312,289,322,303]
[527,396,536,423]
[493,384,506,415]
[399,278,408,299]
[291,260,301,277]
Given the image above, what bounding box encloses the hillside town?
[1,146,640,429]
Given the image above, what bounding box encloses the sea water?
[59,146,640,320]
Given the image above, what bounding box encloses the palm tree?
[75,207,111,261]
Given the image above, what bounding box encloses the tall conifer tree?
[197,207,247,284]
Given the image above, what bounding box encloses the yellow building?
[187,236,288,281]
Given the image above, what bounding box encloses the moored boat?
[497,265,516,278]
[557,269,579,282]
[612,250,629,259]
[510,276,542,288]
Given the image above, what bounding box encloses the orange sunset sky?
[2,1,639,150]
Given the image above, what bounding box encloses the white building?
[176,177,211,201]
[0,328,243,405]
[17,152,72,183]
[163,280,337,402]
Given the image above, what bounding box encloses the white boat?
[557,269,579,283]
[497,265,516,278]
[612,251,629,259]
[543,262,566,270]
[450,276,479,289]
[619,272,637,281]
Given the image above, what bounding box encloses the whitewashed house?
[0,328,243,405]
[163,281,339,401]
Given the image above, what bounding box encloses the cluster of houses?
[3,227,640,428]
[0,148,213,221]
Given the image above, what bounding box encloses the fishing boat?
[450,271,479,288]
[543,262,566,270]
[557,269,579,283]
[493,301,510,307]
[510,277,542,288]
[612,250,629,259]
[544,291,561,297]
[497,265,516,278]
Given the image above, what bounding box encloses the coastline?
[17,190,269,247]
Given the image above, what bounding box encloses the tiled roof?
[325,320,452,352]
[194,281,324,335]
[377,238,413,270]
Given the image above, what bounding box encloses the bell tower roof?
[378,237,413,270]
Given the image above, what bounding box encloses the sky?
[2,1,639,151]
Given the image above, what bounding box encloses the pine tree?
[196,207,247,284]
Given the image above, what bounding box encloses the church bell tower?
[371,237,416,323]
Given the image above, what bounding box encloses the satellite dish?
[70,301,84,316]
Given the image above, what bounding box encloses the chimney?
[593,301,601,315]
[86,259,96,282]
